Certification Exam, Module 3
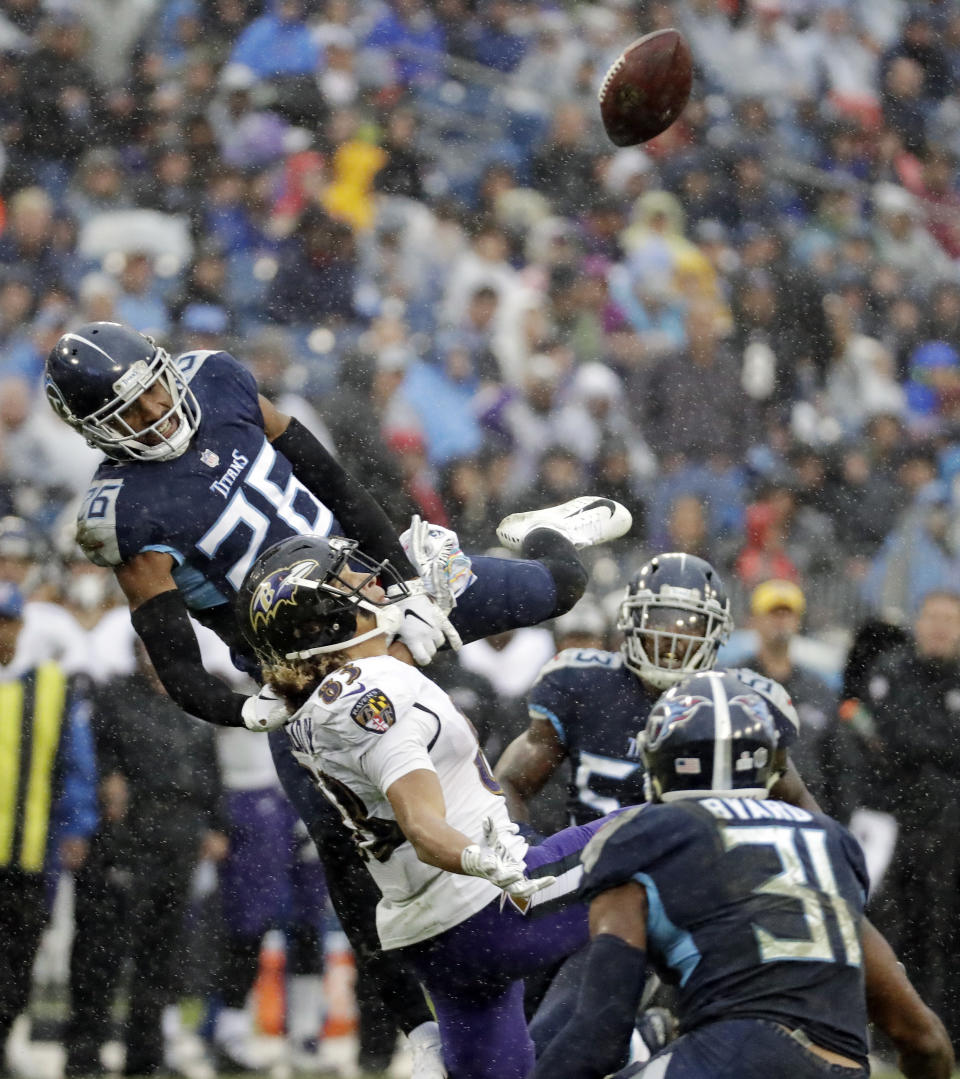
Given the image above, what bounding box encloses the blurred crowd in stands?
[1,0,960,1071]
[0,0,959,635]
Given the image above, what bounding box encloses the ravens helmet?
[617,552,732,690]
[44,322,201,461]
[643,671,781,802]
[238,535,410,667]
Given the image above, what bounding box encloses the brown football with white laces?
[599,29,693,147]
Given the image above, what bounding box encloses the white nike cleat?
[496,496,632,552]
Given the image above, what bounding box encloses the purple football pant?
[219,787,327,938]
[399,815,616,1079]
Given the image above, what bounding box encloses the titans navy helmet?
[0,515,47,565]
[0,515,55,594]
[238,535,410,667]
[44,322,201,461]
[617,552,732,690]
[643,671,781,802]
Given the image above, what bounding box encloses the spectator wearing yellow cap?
[741,579,857,820]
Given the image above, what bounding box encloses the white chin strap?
[283,599,403,660]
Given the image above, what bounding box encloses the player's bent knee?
[520,528,588,617]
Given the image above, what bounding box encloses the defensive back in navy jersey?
[75,351,335,614]
[529,648,656,823]
[529,651,799,825]
[580,798,869,1066]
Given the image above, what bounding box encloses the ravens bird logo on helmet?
[249,559,320,632]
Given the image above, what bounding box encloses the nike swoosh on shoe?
[566,498,616,517]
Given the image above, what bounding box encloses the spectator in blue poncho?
[364,0,445,88]
[471,0,530,73]
[397,338,483,466]
[150,0,202,73]
[230,0,320,80]
[905,340,960,424]
[863,481,960,619]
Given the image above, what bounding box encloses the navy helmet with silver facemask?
[44,321,201,462]
[617,552,733,690]
[642,670,782,803]
[0,515,54,595]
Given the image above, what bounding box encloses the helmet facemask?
[47,342,201,462]
[618,585,732,690]
[281,552,407,660]
[247,538,410,665]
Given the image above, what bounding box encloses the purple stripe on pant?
[400,815,615,1079]
[219,787,327,937]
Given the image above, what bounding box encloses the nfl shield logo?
[200,448,220,468]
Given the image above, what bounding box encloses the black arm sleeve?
[529,935,647,1079]
[130,591,246,728]
[92,680,126,775]
[273,417,416,575]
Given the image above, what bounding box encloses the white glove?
[460,816,556,900]
[387,579,462,665]
[241,686,291,732]
[402,515,475,615]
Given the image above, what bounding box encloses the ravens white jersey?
[285,654,525,950]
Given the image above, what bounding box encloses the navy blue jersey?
[529,651,799,826]
[76,351,334,615]
[529,649,656,823]
[580,799,870,1066]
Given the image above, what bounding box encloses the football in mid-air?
[599,29,693,147]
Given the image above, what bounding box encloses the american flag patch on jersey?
[674,757,702,775]
[351,689,397,734]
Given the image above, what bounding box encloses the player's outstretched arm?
[494,720,567,824]
[862,921,954,1079]
[261,398,415,573]
[119,551,285,731]
[262,399,459,664]
[386,770,553,900]
[386,768,482,873]
[530,882,649,1079]
[772,758,954,1078]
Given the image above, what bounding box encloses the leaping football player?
[43,321,633,1076]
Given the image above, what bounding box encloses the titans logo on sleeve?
[76,351,336,620]
[528,649,658,823]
